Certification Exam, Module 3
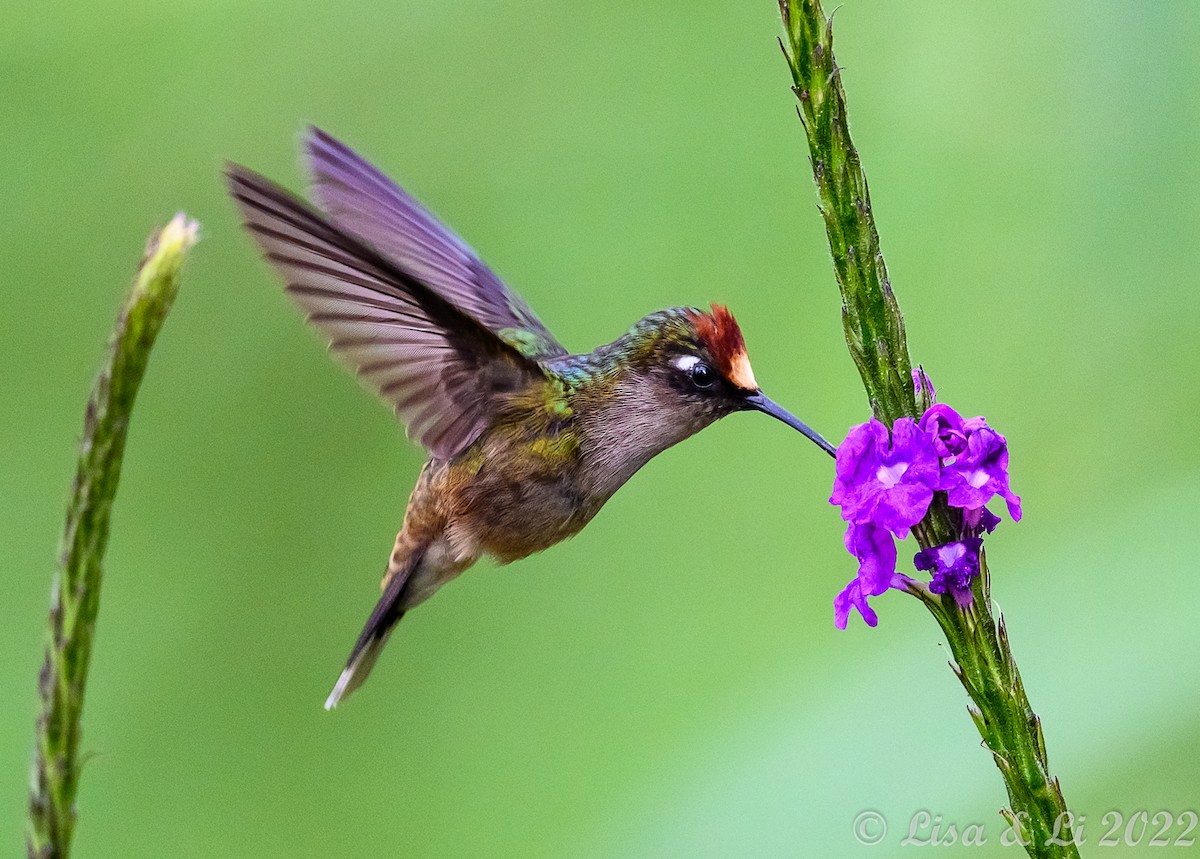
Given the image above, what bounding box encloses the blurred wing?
[228,165,545,460]
[304,127,567,361]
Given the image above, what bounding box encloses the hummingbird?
[227,128,835,709]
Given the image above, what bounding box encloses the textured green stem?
[905,568,1080,857]
[777,2,1079,856]
[777,0,917,426]
[27,214,198,859]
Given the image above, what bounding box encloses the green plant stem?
[777,2,1079,856]
[28,214,198,859]
[777,0,917,427]
[906,570,1079,856]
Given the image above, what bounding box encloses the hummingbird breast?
[429,419,606,565]
[398,358,705,585]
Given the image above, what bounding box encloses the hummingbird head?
[576,305,834,495]
[668,304,835,456]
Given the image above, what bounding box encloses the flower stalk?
[776,0,920,431]
[27,214,198,859]
[776,1,1079,856]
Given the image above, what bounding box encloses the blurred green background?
[4,1,1199,856]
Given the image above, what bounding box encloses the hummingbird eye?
[689,362,716,389]
[672,354,718,390]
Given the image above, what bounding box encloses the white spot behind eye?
[673,355,701,373]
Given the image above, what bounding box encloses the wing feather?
[227,165,544,460]
[304,127,567,360]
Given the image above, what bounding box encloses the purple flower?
[829,396,1022,629]
[938,423,1022,521]
[830,418,940,538]
[914,538,983,602]
[835,522,903,629]
[917,405,1022,522]
[920,403,969,458]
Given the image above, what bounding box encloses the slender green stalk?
[776,0,917,427]
[777,2,1079,856]
[904,569,1079,856]
[28,214,198,859]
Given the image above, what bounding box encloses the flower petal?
[920,403,968,459]
[834,579,879,629]
[938,421,1018,519]
[844,522,898,595]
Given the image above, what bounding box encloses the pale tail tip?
[324,668,354,711]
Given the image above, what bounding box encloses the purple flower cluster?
[829,377,1020,628]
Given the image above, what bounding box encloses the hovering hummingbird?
[227,128,835,709]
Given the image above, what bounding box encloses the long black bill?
[744,392,837,458]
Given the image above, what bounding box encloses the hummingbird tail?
[324,549,424,710]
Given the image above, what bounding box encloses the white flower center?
[939,544,967,565]
[876,461,909,488]
[968,469,990,489]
